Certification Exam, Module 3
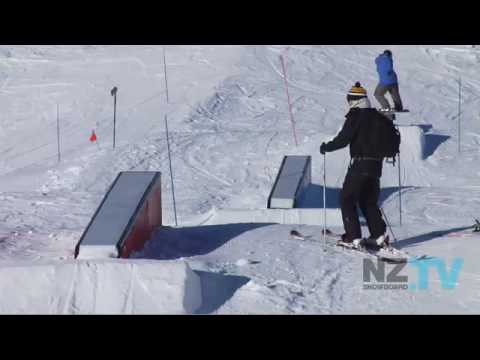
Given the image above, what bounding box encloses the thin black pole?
[111,86,118,150]
[163,47,178,226]
[113,93,117,149]
[56,103,61,162]
[381,207,397,244]
[323,153,327,251]
[165,115,178,226]
[398,151,402,226]
[163,47,169,104]
[458,77,462,154]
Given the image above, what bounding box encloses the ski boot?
[360,234,390,250]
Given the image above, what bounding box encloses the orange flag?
[90,130,97,143]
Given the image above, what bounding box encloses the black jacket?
[323,108,384,178]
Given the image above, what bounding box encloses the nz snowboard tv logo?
[363,258,464,290]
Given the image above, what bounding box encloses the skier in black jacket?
[320,82,388,248]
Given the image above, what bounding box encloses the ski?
[445,219,480,238]
[289,229,431,263]
[336,241,407,264]
[336,240,431,264]
[289,229,341,243]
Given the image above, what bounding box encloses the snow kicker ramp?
[0,259,202,314]
[75,171,162,259]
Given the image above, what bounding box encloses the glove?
[320,143,327,155]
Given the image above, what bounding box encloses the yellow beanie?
[348,82,367,97]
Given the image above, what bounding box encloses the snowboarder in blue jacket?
[374,50,404,111]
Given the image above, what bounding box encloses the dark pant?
[340,166,386,241]
[374,83,403,111]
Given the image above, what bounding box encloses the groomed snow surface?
[0,260,201,314]
[1,45,480,314]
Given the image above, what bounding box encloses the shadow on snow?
[194,271,250,314]
[298,184,416,209]
[397,225,475,250]
[141,223,275,260]
[423,134,451,159]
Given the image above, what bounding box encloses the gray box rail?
[75,171,162,259]
[267,156,311,209]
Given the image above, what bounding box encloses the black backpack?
[368,112,401,163]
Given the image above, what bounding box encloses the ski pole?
[398,151,402,226]
[381,207,397,244]
[56,103,61,163]
[323,153,327,251]
[458,77,462,154]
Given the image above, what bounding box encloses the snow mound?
[0,259,202,314]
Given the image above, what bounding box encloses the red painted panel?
[148,185,162,229]
[120,177,162,258]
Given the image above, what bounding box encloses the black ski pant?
[340,167,386,242]
[374,83,403,111]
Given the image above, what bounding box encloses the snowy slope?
[0,259,202,314]
[1,45,480,314]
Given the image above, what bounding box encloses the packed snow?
[0,259,201,314]
[1,45,480,314]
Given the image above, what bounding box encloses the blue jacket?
[376,54,398,85]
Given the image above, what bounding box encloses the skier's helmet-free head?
[383,49,392,57]
[347,82,371,108]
